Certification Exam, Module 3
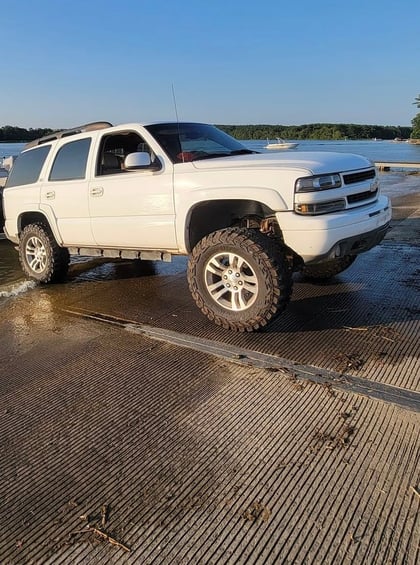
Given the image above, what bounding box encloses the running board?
[67,247,172,261]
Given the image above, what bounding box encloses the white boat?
[265,138,299,150]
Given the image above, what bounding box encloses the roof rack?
[24,121,113,150]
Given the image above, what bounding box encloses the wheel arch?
[18,211,61,243]
[184,199,279,253]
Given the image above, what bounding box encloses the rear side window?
[6,145,51,187]
[49,138,92,181]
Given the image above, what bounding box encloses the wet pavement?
[0,183,419,563]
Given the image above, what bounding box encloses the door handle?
[45,191,55,199]
[90,187,104,196]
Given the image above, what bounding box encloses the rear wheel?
[19,223,70,283]
[188,227,293,332]
[302,255,356,281]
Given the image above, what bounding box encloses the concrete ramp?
[0,193,418,563]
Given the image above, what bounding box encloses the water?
[2,139,420,164]
[1,139,419,300]
[245,138,420,164]
[0,142,25,162]
[0,238,36,298]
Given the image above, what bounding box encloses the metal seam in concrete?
[63,307,420,413]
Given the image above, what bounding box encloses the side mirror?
[124,152,161,171]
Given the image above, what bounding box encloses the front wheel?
[188,228,293,332]
[19,223,70,283]
[302,255,356,281]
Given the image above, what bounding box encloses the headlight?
[295,173,342,192]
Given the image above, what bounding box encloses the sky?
[0,0,419,129]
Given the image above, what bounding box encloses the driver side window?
[96,131,155,176]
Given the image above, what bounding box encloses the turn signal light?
[295,199,346,215]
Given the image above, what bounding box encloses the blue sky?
[1,0,419,128]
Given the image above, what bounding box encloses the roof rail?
[24,121,113,150]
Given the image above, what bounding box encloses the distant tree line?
[217,123,412,141]
[0,122,413,142]
[0,125,53,142]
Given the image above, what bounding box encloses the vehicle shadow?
[60,243,418,336]
[11,240,417,384]
[67,257,160,281]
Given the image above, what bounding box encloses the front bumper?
[276,195,392,264]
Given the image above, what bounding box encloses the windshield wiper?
[192,152,230,161]
[228,149,259,155]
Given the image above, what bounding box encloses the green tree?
[218,123,412,141]
[411,114,420,139]
[411,94,420,138]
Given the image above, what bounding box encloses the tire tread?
[188,228,292,332]
[19,222,69,283]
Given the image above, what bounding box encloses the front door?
[88,131,177,250]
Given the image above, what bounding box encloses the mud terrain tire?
[19,223,70,283]
[188,227,293,332]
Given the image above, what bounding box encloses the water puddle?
[0,236,187,308]
[0,238,26,297]
[0,279,37,298]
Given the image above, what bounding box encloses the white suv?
[3,121,391,331]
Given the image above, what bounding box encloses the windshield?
[145,122,257,163]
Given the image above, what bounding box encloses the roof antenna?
[172,83,180,123]
[172,83,184,162]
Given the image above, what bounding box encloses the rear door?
[41,137,95,245]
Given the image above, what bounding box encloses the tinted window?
[49,138,91,181]
[145,123,249,163]
[6,145,51,187]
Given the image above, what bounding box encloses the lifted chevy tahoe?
[2,121,391,331]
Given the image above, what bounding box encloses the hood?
[191,151,373,175]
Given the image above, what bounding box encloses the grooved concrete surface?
[0,192,419,564]
[0,319,419,564]
[58,194,420,393]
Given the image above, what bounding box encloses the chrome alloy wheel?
[204,252,258,311]
[25,235,48,274]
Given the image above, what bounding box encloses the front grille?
[343,169,376,185]
[347,188,378,204]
